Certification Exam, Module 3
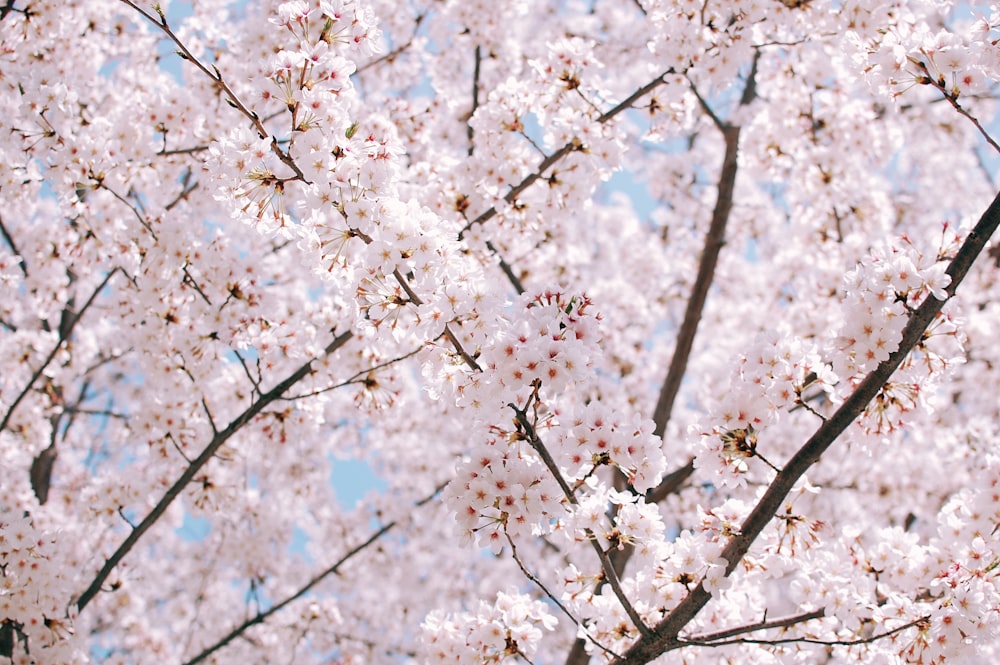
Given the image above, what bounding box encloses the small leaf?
[345,122,359,139]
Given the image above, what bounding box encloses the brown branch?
[118,0,307,182]
[651,52,759,441]
[75,329,355,612]
[157,145,210,156]
[566,59,762,665]
[681,608,826,644]
[391,268,481,371]
[644,458,695,504]
[485,240,526,295]
[504,528,622,660]
[182,482,446,665]
[468,45,482,157]
[909,61,1000,155]
[285,341,428,399]
[353,13,425,75]
[0,0,18,21]
[0,213,27,278]
[0,269,118,434]
[683,614,926,649]
[614,186,1000,665]
[509,395,652,639]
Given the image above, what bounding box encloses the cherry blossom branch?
[353,12,425,75]
[285,340,429,399]
[0,268,118,434]
[504,527,622,660]
[468,45,482,157]
[458,70,676,294]
[644,458,696,504]
[682,614,926,648]
[485,239,526,295]
[157,145,210,156]
[458,70,675,239]
[0,0,15,20]
[458,44,531,294]
[118,0,307,182]
[75,329,355,612]
[678,607,826,644]
[165,169,199,211]
[183,482,447,665]
[390,268,482,371]
[651,52,759,441]
[908,58,1000,155]
[509,391,652,639]
[0,213,27,278]
[126,0,495,366]
[613,186,1000,665]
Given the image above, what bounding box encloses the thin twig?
[284,342,427,400]
[486,240,526,295]
[157,145,210,156]
[509,393,652,639]
[458,71,675,239]
[682,614,926,649]
[119,0,307,182]
[504,528,622,660]
[680,608,826,644]
[353,13,425,75]
[0,269,118,433]
[182,482,448,665]
[75,330,355,612]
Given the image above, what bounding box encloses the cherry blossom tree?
[3,0,1000,663]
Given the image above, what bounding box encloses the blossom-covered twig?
[75,329,355,612]
[615,186,1000,664]
[183,481,449,665]
[509,389,652,639]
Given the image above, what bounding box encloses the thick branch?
[567,59,760,665]
[651,53,759,441]
[75,330,355,612]
[614,186,1000,665]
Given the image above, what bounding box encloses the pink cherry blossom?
[2,1,1000,664]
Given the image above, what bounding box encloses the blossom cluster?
[3,0,1000,664]
[445,291,610,550]
[551,403,667,494]
[863,8,1000,101]
[834,242,950,379]
[0,513,81,664]
[787,452,1000,663]
[696,329,832,484]
[833,241,961,434]
[464,290,605,408]
[420,590,557,665]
